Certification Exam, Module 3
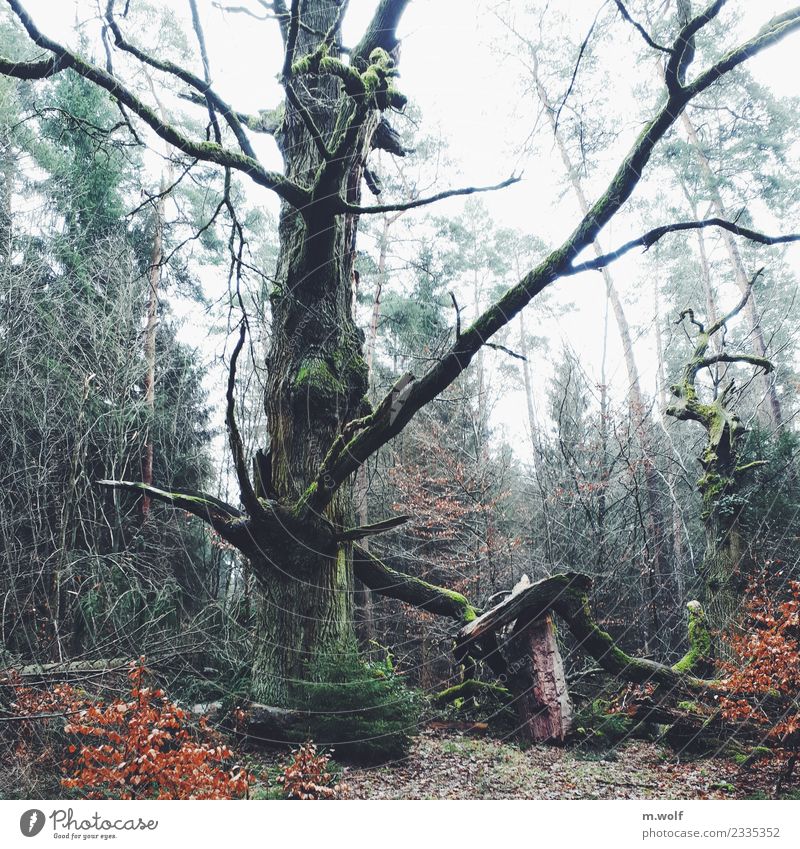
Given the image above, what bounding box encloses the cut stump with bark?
[509,611,573,743]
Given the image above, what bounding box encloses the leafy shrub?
[275,742,348,800]
[3,659,252,799]
[573,698,634,750]
[719,571,800,792]
[0,672,77,798]
[291,649,421,763]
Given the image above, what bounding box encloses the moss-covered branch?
[1,0,310,208]
[434,679,511,705]
[95,480,251,548]
[672,601,712,675]
[352,545,477,624]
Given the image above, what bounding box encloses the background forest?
[1,0,800,801]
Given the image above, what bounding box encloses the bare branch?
[340,175,521,215]
[213,2,272,20]
[567,219,800,274]
[187,0,223,142]
[613,0,671,53]
[486,341,527,361]
[178,91,282,134]
[334,514,410,543]
[284,81,332,160]
[685,7,800,97]
[554,1,607,135]
[707,268,762,336]
[226,323,263,518]
[105,0,250,158]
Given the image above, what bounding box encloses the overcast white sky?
[10,0,800,455]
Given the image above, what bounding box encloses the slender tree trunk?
[0,136,12,262]
[352,214,391,648]
[654,278,686,604]
[140,179,165,519]
[518,310,555,565]
[597,291,610,570]
[532,62,669,641]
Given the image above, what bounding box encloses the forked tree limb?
[0,0,310,207]
[301,6,800,515]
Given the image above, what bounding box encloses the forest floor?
[333,727,788,800]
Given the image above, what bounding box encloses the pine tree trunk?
[0,135,11,261]
[141,180,164,520]
[352,215,388,648]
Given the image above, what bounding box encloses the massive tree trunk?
[253,3,372,705]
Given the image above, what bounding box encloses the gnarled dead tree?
[667,273,774,645]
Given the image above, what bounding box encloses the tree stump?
[509,611,573,743]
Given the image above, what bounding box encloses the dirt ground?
[337,728,771,800]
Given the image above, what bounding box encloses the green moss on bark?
[672,600,712,674]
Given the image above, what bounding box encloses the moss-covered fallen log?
[458,572,713,692]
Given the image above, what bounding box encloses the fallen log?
[458,572,713,693]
